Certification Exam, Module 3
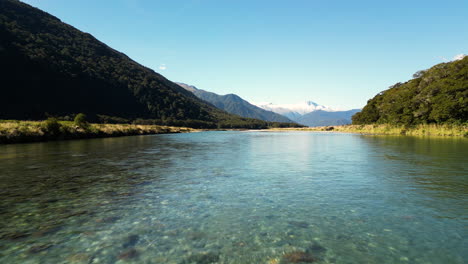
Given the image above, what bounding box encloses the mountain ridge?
[176,83,294,123]
[253,101,333,120]
[297,109,361,127]
[254,101,361,126]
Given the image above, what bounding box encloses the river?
[0,131,467,263]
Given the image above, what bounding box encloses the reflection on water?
[0,132,467,263]
[361,136,468,198]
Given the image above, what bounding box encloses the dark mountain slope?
[297,109,361,127]
[0,0,207,120]
[177,83,294,123]
[0,0,294,129]
[353,57,468,125]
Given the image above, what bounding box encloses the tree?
[42,117,61,135]
[412,70,426,79]
[74,113,89,129]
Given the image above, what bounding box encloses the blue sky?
[22,0,467,109]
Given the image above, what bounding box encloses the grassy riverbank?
[269,124,468,137]
[0,120,195,144]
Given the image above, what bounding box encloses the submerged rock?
[33,225,63,237]
[118,248,139,260]
[187,231,206,241]
[282,251,315,263]
[123,234,139,248]
[235,241,247,247]
[28,243,53,254]
[183,252,220,264]
[1,231,30,240]
[288,221,309,228]
[268,258,280,264]
[308,244,326,254]
[118,192,135,197]
[44,198,59,203]
[64,210,90,218]
[95,216,120,223]
[66,253,91,263]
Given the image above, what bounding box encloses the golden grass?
[0,120,196,144]
[2,120,466,143]
[268,124,468,137]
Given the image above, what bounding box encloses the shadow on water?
[358,136,468,194]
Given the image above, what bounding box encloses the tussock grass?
[269,124,468,137]
[0,120,195,144]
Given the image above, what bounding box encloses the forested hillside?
[0,0,298,129]
[352,57,468,125]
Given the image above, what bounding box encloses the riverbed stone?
[122,234,139,248]
[95,216,120,223]
[281,251,315,263]
[118,248,139,260]
[28,243,53,254]
[67,253,91,263]
[288,221,310,228]
[33,225,62,237]
[183,251,220,264]
[1,231,30,241]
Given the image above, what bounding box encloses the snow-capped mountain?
[253,101,361,126]
[176,83,294,123]
[253,101,334,121]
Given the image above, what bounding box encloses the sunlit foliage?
[353,57,468,125]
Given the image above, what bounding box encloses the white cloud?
[159,64,167,70]
[439,56,448,62]
[452,54,466,61]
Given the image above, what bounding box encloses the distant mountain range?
[253,101,333,121]
[297,109,361,127]
[176,82,362,127]
[176,83,294,123]
[254,102,361,127]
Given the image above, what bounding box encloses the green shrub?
[74,113,89,129]
[43,117,61,135]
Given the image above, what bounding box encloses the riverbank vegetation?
[0,119,195,144]
[270,124,468,137]
[0,117,303,144]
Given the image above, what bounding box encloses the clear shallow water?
[0,131,467,264]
